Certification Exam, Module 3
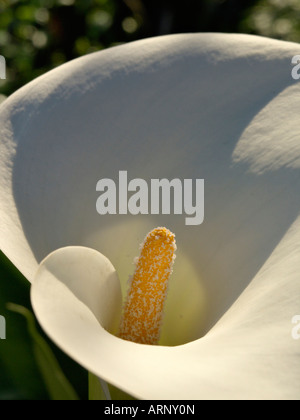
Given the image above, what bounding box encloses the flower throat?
[118,227,176,345]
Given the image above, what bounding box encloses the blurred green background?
[0,0,299,400]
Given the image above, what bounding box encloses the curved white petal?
[1,34,300,335]
[32,244,300,400]
[32,246,122,334]
[1,33,300,397]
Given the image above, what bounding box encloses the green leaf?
[7,303,79,401]
[88,372,136,400]
[0,252,48,400]
[88,372,110,400]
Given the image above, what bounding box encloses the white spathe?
[0,33,300,399]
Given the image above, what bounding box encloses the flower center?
[118,227,176,345]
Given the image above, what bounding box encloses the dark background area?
[0,0,299,400]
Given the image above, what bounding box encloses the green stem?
[88,372,111,400]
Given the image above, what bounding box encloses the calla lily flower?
[1,33,300,400]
